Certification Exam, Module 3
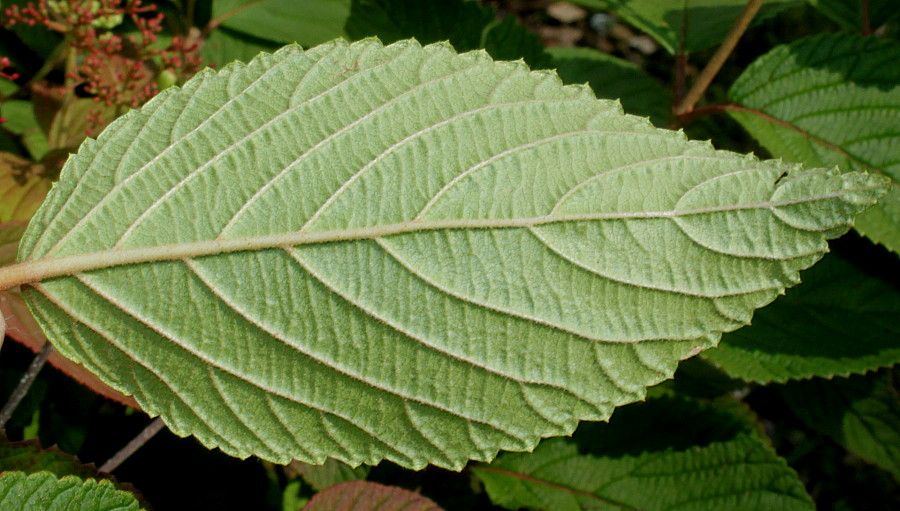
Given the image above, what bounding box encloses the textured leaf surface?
[345,0,551,68]
[781,370,900,480]
[7,39,885,469]
[565,0,800,54]
[303,481,442,511]
[0,472,141,511]
[548,47,670,127]
[728,33,900,252]
[704,251,900,382]
[474,397,814,511]
[211,0,351,47]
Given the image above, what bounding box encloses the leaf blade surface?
[10,39,885,469]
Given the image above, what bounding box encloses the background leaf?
[0,153,51,223]
[806,0,900,31]
[780,369,900,480]
[303,480,443,511]
[0,471,141,511]
[289,458,370,492]
[473,396,815,511]
[200,27,281,68]
[0,432,150,508]
[565,0,800,54]
[704,249,900,382]
[728,33,900,253]
[344,0,551,68]
[11,39,884,470]
[548,46,670,126]
[211,0,351,47]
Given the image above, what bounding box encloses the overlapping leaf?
[474,397,815,511]
[728,33,900,252]
[704,251,900,382]
[4,39,885,469]
[0,472,141,511]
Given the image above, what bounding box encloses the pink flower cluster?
[2,0,203,134]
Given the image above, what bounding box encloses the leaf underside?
[15,39,884,469]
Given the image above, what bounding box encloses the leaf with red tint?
[303,481,444,511]
[0,291,140,409]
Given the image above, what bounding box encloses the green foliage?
[0,0,897,509]
[211,0,352,47]
[0,471,141,511]
[566,0,800,54]
[728,33,900,252]
[705,250,900,382]
[12,37,882,469]
[781,370,900,480]
[345,0,551,68]
[548,47,670,126]
[474,397,815,511]
[807,0,900,31]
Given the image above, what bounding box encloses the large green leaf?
[211,0,351,47]
[728,33,900,253]
[566,0,800,54]
[781,370,900,480]
[2,39,885,469]
[548,47,670,127]
[704,250,900,382]
[474,397,815,511]
[0,472,141,511]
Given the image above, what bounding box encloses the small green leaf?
[6,39,885,470]
[211,0,351,47]
[474,397,814,511]
[728,33,900,252]
[0,472,142,511]
[303,481,443,511]
[781,370,900,480]
[566,0,800,54]
[548,47,670,126]
[705,251,900,382]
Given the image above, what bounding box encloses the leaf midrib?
[0,187,876,290]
